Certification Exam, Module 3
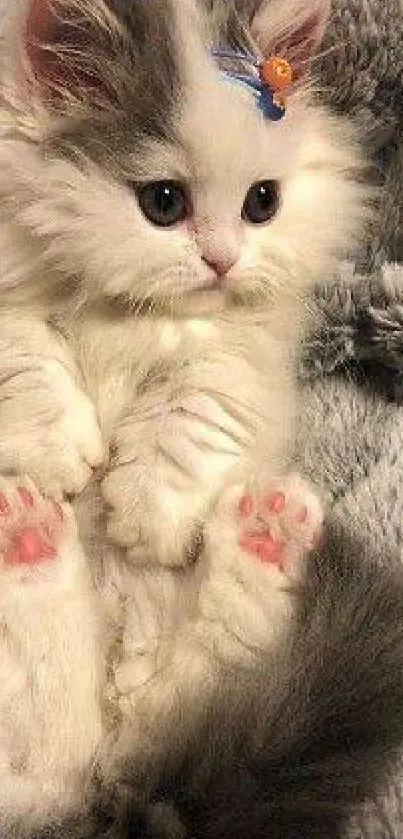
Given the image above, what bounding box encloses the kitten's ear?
[22,0,120,111]
[251,0,330,81]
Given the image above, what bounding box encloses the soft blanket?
[300,266,403,838]
[302,1,403,830]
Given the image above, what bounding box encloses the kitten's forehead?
[176,66,301,206]
[171,1,302,192]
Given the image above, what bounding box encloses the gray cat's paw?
[102,467,204,567]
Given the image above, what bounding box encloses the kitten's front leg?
[0,314,103,498]
[102,380,251,567]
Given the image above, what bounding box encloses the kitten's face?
[0,0,365,317]
[73,77,306,316]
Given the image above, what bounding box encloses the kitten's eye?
[136,180,190,227]
[242,180,280,224]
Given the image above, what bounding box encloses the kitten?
[0,0,366,833]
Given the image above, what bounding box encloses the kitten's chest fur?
[67,309,297,482]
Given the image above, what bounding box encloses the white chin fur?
[166,288,228,316]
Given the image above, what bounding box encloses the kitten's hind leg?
[201,474,323,653]
[0,476,102,828]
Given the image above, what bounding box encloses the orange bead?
[260,57,293,90]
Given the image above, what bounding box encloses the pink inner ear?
[25,0,60,82]
[274,11,325,82]
[24,0,106,100]
[26,0,51,39]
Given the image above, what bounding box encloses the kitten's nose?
[202,253,237,277]
[196,221,241,278]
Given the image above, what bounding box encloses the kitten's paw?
[235,473,322,575]
[0,476,65,571]
[201,474,323,654]
[102,468,203,567]
[0,382,104,499]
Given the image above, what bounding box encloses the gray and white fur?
[0,0,370,834]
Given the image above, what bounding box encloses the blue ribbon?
[212,48,286,121]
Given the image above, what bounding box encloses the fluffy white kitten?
[0,0,366,832]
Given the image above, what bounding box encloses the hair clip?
[211,49,293,121]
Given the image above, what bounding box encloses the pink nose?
[202,253,237,277]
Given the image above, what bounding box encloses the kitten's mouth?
[188,278,223,295]
[180,277,228,314]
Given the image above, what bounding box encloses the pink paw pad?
[239,530,285,570]
[265,491,286,514]
[238,494,254,517]
[0,481,63,569]
[237,478,322,573]
[7,527,56,567]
